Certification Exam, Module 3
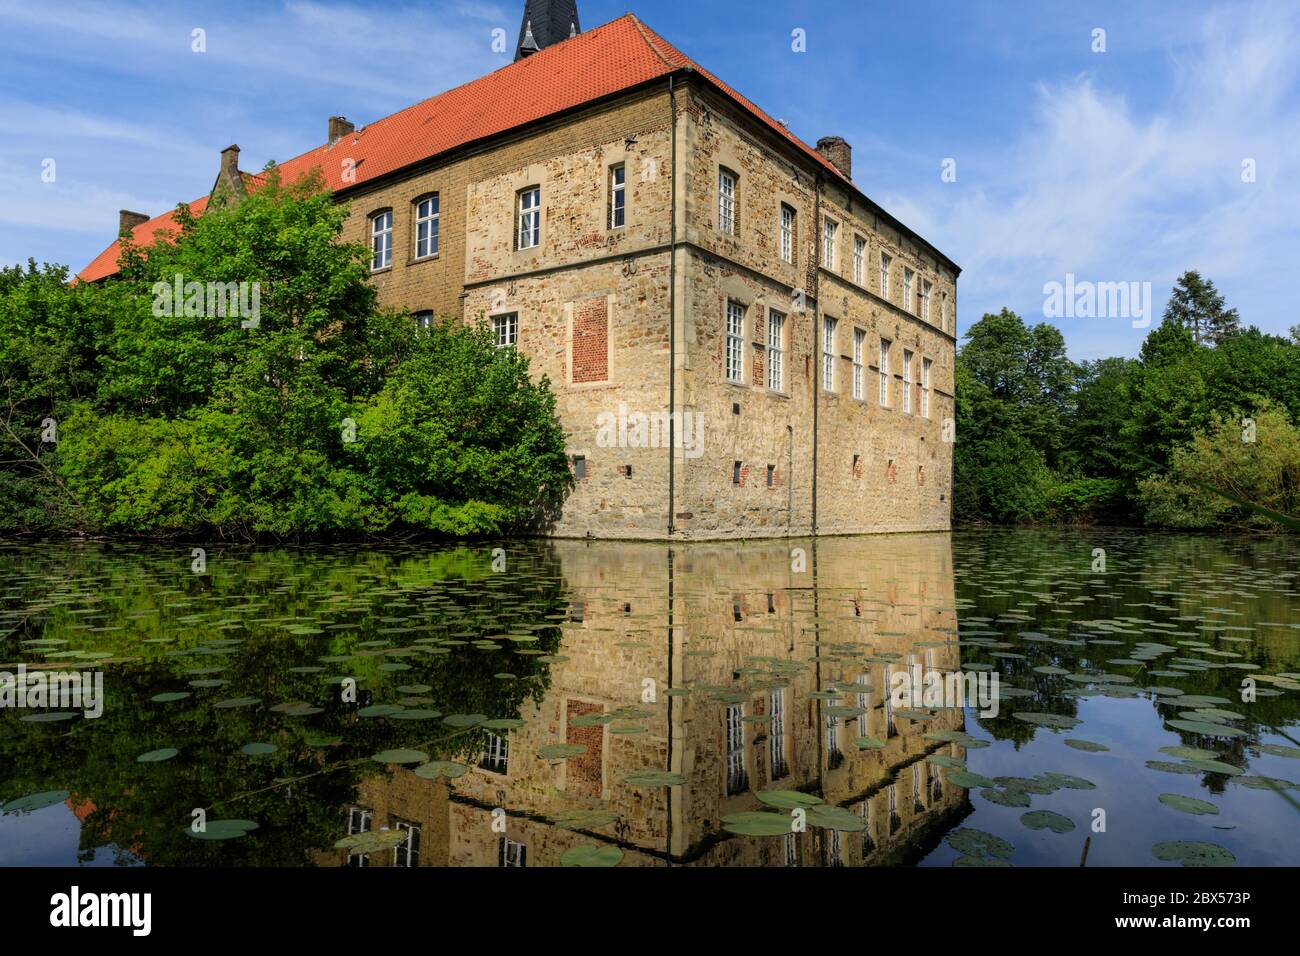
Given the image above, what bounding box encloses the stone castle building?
[80,0,960,541]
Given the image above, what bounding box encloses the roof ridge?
[626,12,677,70]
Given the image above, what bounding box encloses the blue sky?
[3,0,1297,358]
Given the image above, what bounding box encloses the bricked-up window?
[852,327,866,399]
[572,455,586,479]
[921,357,932,418]
[767,308,785,391]
[921,278,933,322]
[903,267,915,313]
[609,163,626,228]
[414,194,439,259]
[879,338,892,406]
[370,210,392,271]
[500,839,526,867]
[770,689,788,779]
[902,348,914,413]
[492,312,517,349]
[718,168,737,234]
[413,310,434,330]
[853,235,866,285]
[879,251,892,299]
[571,297,609,383]
[725,299,745,382]
[822,218,838,270]
[725,703,747,794]
[780,203,795,263]
[517,186,540,249]
[393,820,421,867]
[480,731,509,774]
[821,316,837,392]
[732,460,742,484]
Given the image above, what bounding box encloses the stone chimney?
[816,136,852,180]
[119,210,149,235]
[212,144,246,206]
[328,115,354,145]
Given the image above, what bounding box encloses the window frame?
[879,338,892,406]
[517,186,541,250]
[370,209,393,271]
[921,357,932,418]
[902,348,914,414]
[921,278,933,322]
[718,168,737,235]
[779,203,795,264]
[822,217,838,270]
[853,235,866,285]
[821,316,837,392]
[903,267,915,314]
[767,308,785,391]
[725,299,745,383]
[852,327,865,400]
[413,194,439,260]
[492,312,518,349]
[879,252,892,299]
[608,163,626,229]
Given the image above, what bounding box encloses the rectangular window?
[821,317,836,391]
[413,310,434,329]
[480,731,509,774]
[501,839,527,868]
[902,348,914,413]
[725,703,747,795]
[921,357,932,418]
[779,203,795,263]
[879,338,892,406]
[725,299,745,382]
[941,291,950,333]
[852,327,865,400]
[914,764,925,812]
[822,218,838,270]
[921,279,933,322]
[492,312,518,349]
[572,455,586,479]
[883,664,896,738]
[853,235,866,284]
[517,186,540,249]
[769,689,788,779]
[393,820,421,867]
[732,460,742,484]
[879,252,892,298]
[718,168,736,235]
[347,807,372,868]
[414,195,439,259]
[826,711,842,768]
[609,164,626,229]
[766,464,775,488]
[903,268,915,313]
[767,309,785,391]
[370,211,392,271]
[783,831,798,867]
[856,672,870,737]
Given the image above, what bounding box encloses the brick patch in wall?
[572,297,609,383]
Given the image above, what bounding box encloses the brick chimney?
[119,210,149,235]
[816,136,852,180]
[328,115,354,145]
[211,144,246,206]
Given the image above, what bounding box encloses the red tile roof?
[77,13,945,283]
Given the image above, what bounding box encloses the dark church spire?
[514,0,580,60]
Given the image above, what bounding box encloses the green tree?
[1163,270,1239,346]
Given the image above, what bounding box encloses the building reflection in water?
[317,534,968,867]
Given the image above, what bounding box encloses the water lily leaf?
[241,742,277,756]
[945,770,998,789]
[1013,712,1081,730]
[1152,841,1235,867]
[414,761,469,780]
[553,809,619,830]
[722,811,795,836]
[946,827,1014,860]
[854,736,887,750]
[185,819,257,841]
[624,770,686,787]
[2,790,71,812]
[1021,810,1075,833]
[806,805,865,831]
[1158,793,1220,815]
[1064,739,1109,752]
[150,691,191,703]
[334,830,407,853]
[560,844,624,867]
[371,748,428,764]
[539,744,587,761]
[137,747,179,763]
[756,789,823,810]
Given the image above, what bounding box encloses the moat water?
[1,530,1297,867]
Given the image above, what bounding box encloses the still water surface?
[1,530,1296,867]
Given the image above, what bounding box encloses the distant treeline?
[955,273,1300,530]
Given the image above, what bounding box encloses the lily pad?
[560,844,624,867]
[371,748,428,764]
[1020,810,1075,833]
[1158,793,1220,815]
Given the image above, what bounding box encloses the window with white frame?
[393,819,421,867]
[921,279,933,322]
[480,731,509,774]
[725,299,745,382]
[822,218,838,270]
[779,203,795,263]
[826,710,842,769]
[346,807,372,867]
[913,763,925,812]
[852,328,865,399]
[492,312,517,349]
[414,195,439,259]
[718,168,737,234]
[861,799,875,856]
[883,663,896,737]
[827,827,842,867]
[767,309,785,391]
[853,235,866,284]
[822,316,836,391]
[902,348,914,413]
[879,338,892,406]
[500,838,527,867]
[769,689,788,779]
[783,831,798,867]
[517,186,540,249]
[903,267,915,313]
[921,357,932,418]
[609,164,626,228]
[370,210,392,271]
[725,703,747,794]
[879,252,892,298]
[856,672,870,736]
